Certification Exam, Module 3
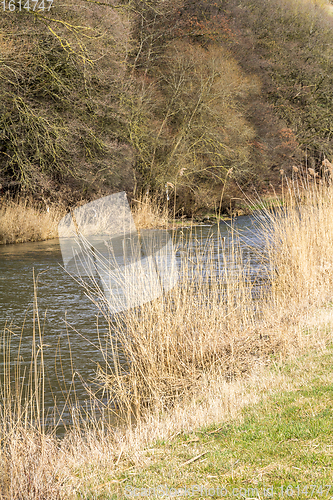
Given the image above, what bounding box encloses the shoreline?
[0,196,64,246]
[0,193,282,246]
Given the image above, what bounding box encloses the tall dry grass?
[131,193,169,229]
[2,173,333,498]
[0,193,168,246]
[90,230,265,420]
[262,171,333,317]
[0,197,64,245]
[75,170,333,422]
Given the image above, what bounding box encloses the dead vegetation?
[0,197,64,245]
[2,172,333,497]
[3,0,332,214]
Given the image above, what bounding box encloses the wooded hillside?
[0,0,332,215]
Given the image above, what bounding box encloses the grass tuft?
[131,193,169,229]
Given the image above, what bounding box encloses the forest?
[0,0,332,216]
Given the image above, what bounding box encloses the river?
[0,214,268,429]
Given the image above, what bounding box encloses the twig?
[206,425,229,435]
[168,431,182,441]
[180,451,208,467]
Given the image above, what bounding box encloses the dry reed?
[0,192,168,246]
[131,193,169,229]
[2,173,333,498]
[91,229,265,421]
[0,196,64,245]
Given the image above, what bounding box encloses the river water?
[0,214,268,428]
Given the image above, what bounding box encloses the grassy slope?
[106,342,333,499]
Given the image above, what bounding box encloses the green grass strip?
[107,347,333,499]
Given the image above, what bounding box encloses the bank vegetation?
[0,0,333,225]
[2,173,333,497]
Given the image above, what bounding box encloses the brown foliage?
[128,38,260,213]
[0,1,135,203]
[2,0,330,215]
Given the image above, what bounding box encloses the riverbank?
[0,197,64,245]
[2,176,333,498]
[2,305,333,499]
[0,194,166,245]
[112,335,333,499]
[0,194,173,245]
[0,191,281,245]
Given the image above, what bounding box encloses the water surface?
[0,214,268,426]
